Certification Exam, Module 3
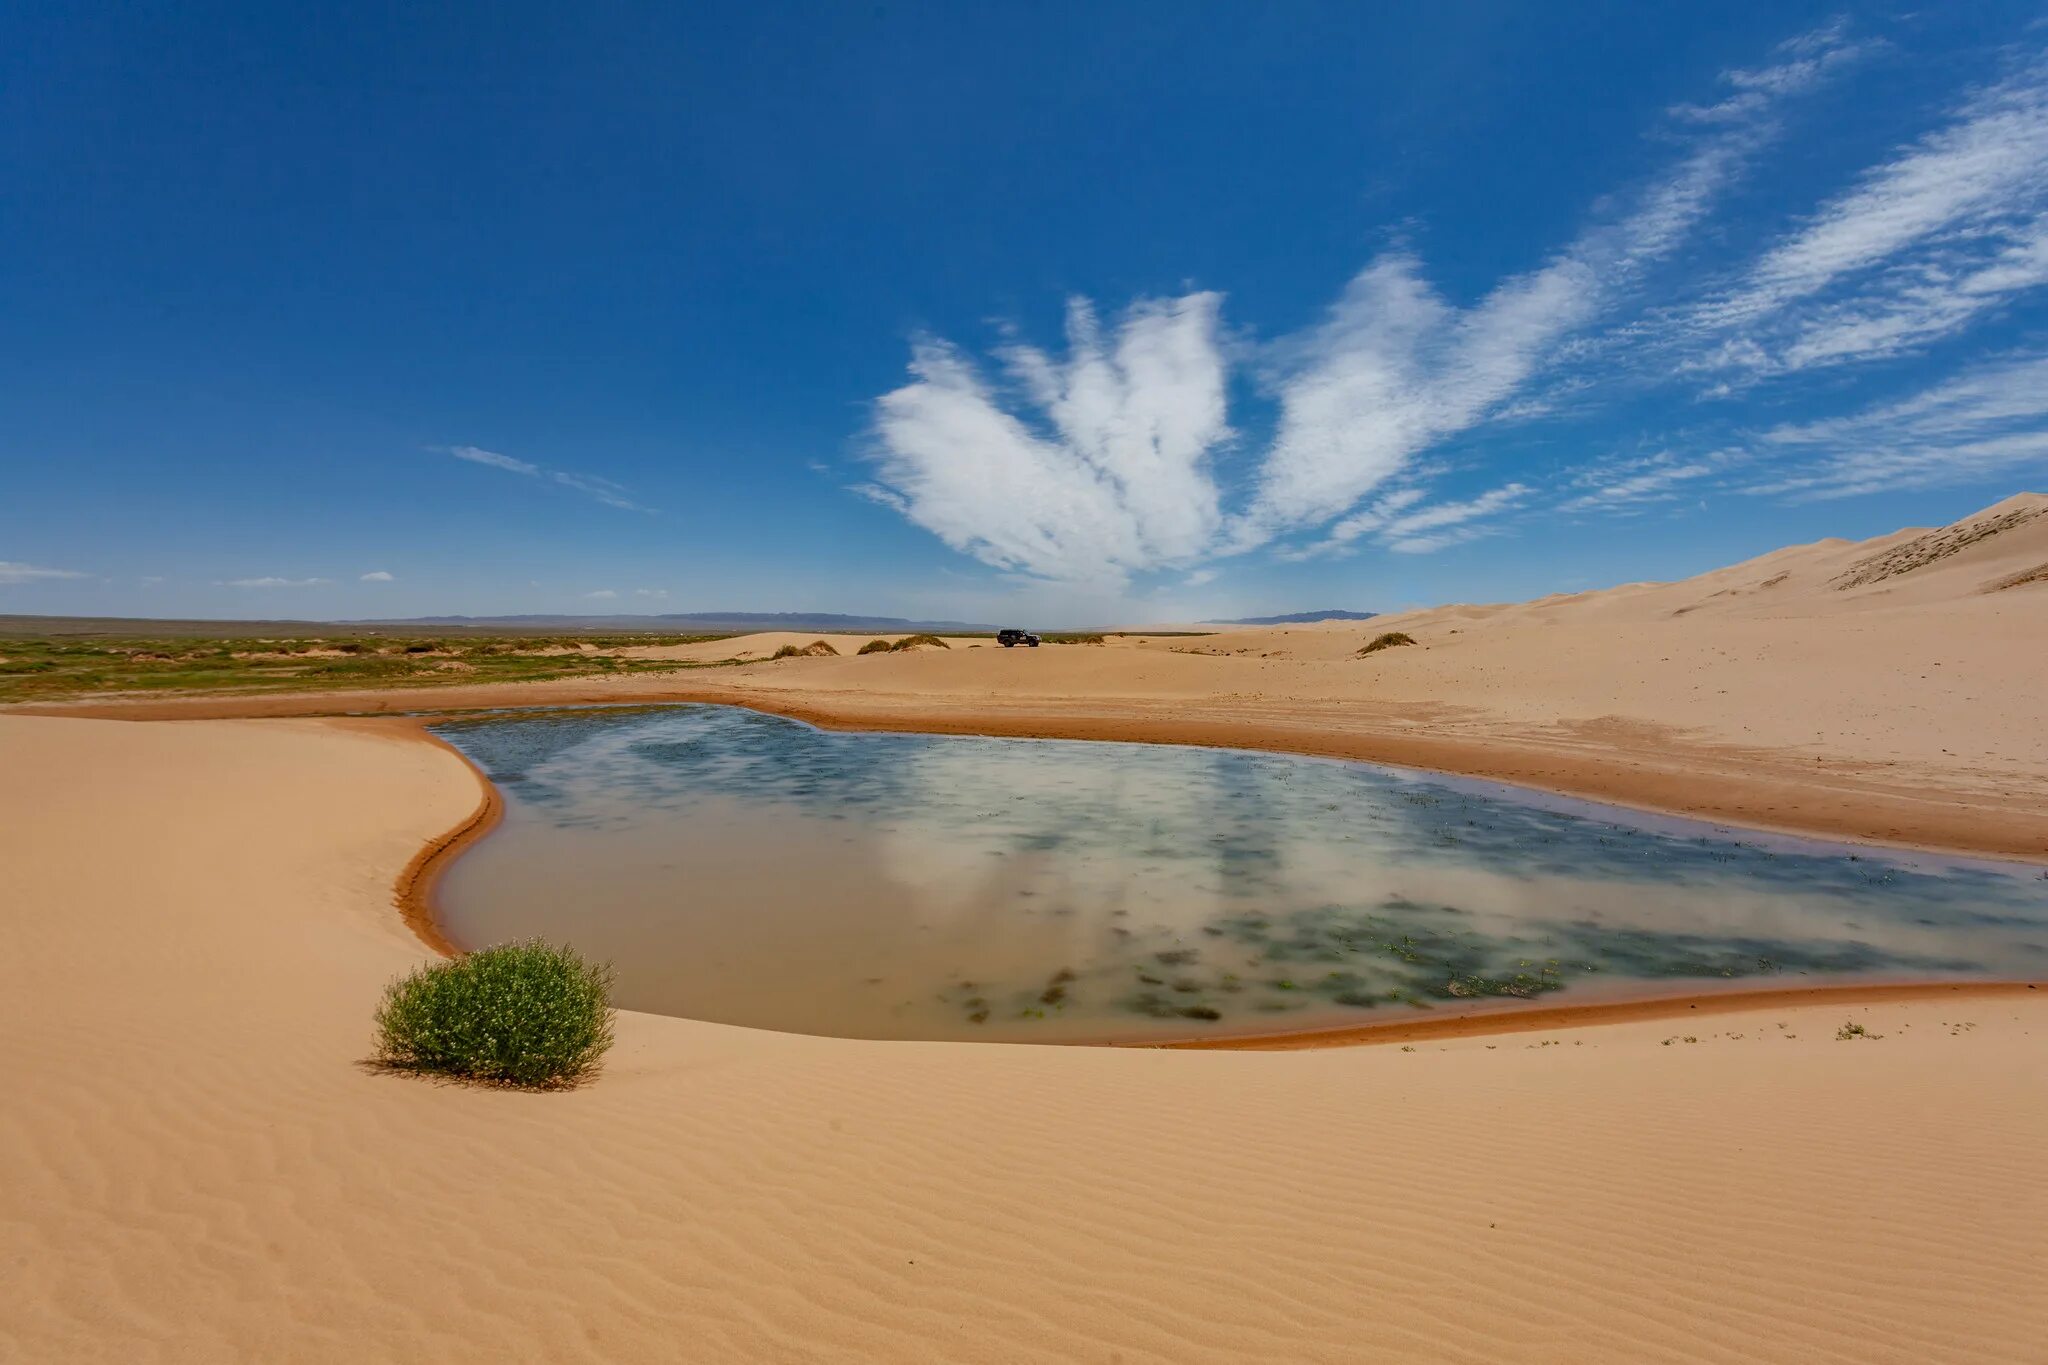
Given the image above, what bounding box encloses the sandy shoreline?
[21,680,2048,861]
[371,704,2043,1050]
[6,710,2045,1362]
[353,717,504,959]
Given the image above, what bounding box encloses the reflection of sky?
[432,705,2048,1040]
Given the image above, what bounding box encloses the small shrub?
[770,640,839,659]
[889,633,951,651]
[857,638,893,655]
[771,644,804,659]
[1357,631,1417,657]
[374,940,615,1088]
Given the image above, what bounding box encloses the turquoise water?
[430,704,2048,1043]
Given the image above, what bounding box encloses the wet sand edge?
[1138,979,2046,1050]
[330,711,2045,1052]
[325,716,502,959]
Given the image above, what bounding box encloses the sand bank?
[4,711,2046,1362]
[17,497,2048,860]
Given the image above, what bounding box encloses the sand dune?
[31,494,2042,859]
[618,631,986,663]
[3,713,2044,1362]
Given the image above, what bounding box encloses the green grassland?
[0,633,737,704]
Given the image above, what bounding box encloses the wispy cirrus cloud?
[1681,58,2048,376]
[450,445,539,476]
[0,560,90,585]
[860,23,1862,582]
[1750,349,2048,497]
[1240,30,1852,557]
[220,576,330,588]
[446,446,655,513]
[1556,451,1725,513]
[359,570,395,582]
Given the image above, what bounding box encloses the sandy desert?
[5,495,2046,1362]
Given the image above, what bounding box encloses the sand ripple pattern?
[2,714,2044,1362]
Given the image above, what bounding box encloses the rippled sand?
[4,712,2046,1363]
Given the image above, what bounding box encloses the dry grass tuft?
[1357,631,1417,657]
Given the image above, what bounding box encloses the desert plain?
[4,494,2046,1362]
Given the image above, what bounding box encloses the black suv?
[996,628,1041,648]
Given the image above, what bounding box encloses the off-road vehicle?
[996,628,1041,648]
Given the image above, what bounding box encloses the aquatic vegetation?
[432,705,2048,1043]
[373,940,615,1088]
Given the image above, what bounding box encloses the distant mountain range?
[1210,609,1379,625]
[345,611,999,634]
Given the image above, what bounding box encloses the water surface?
[431,705,2048,1042]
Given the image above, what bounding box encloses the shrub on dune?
[888,633,950,651]
[772,640,840,659]
[373,940,615,1088]
[1357,631,1417,657]
[857,639,894,655]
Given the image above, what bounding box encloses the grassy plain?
[0,632,738,703]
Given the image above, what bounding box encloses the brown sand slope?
[3,713,2045,1362]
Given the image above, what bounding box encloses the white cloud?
[1557,452,1722,512]
[1669,19,1872,124]
[1685,59,2048,374]
[450,445,539,476]
[0,561,90,584]
[1182,568,1219,588]
[446,446,652,512]
[583,589,619,600]
[868,293,1231,584]
[1386,526,1502,555]
[552,470,653,512]
[1236,122,1765,546]
[359,570,395,582]
[139,575,164,586]
[862,23,1855,580]
[1750,349,2048,496]
[220,576,330,588]
[633,587,669,598]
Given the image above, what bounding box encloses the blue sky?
[6,2,2048,625]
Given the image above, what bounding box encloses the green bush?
[1357,631,1417,656]
[374,940,615,1088]
[857,638,893,655]
[772,639,839,659]
[889,633,950,651]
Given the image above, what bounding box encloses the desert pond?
[430,705,2048,1043]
